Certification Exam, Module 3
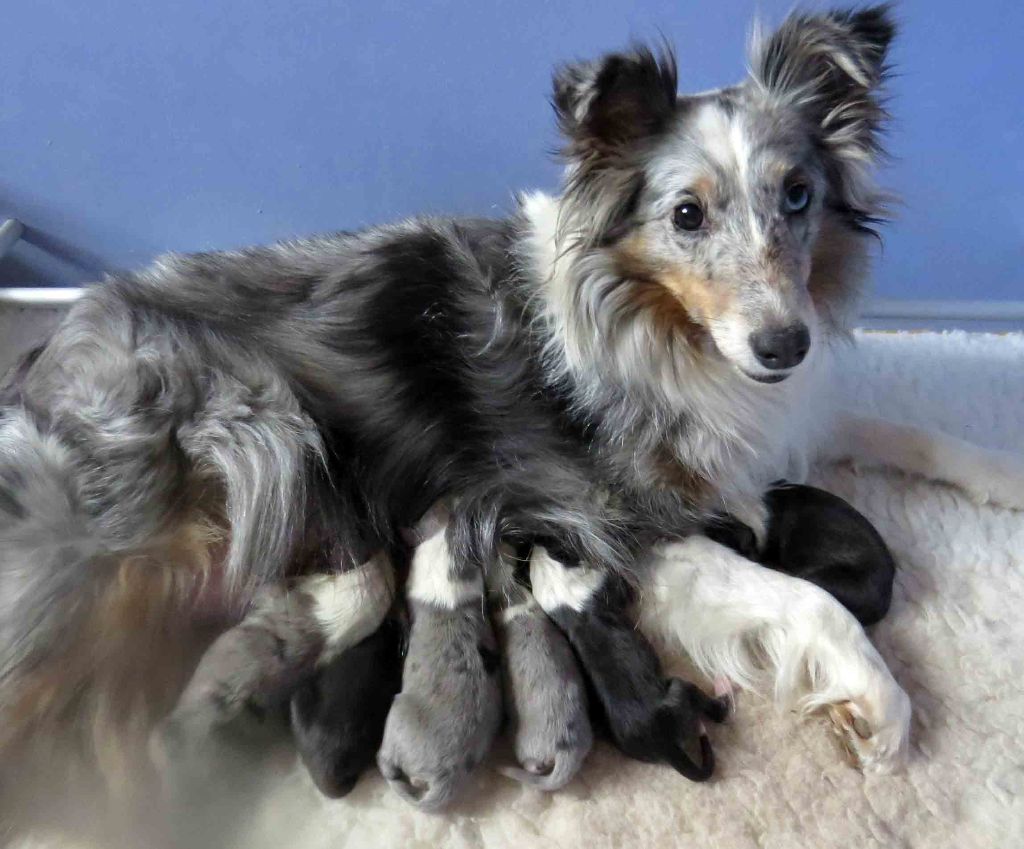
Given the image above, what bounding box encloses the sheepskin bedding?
[10,327,1024,849]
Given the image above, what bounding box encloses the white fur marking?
[641,536,911,772]
[300,553,394,661]
[529,547,605,614]
[406,530,483,608]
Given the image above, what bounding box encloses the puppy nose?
[749,324,810,370]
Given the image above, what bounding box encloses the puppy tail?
[498,747,589,791]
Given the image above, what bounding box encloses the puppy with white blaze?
[377,512,503,810]
[486,549,593,791]
[530,546,729,780]
[5,3,1024,836]
[151,553,395,792]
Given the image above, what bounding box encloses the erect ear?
[551,45,677,244]
[553,44,678,155]
[749,5,896,164]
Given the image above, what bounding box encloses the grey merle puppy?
[0,6,908,828]
[487,548,593,791]
[377,512,503,810]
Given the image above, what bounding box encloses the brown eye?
[673,202,704,231]
[784,183,811,214]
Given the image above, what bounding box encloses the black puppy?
[290,615,405,798]
[529,546,728,781]
[706,482,896,626]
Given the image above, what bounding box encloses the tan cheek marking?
[612,236,702,341]
[658,269,735,327]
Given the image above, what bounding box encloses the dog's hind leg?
[828,412,1024,511]
[640,535,911,773]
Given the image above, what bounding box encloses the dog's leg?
[377,513,503,811]
[529,547,727,782]
[827,412,1024,510]
[640,535,911,772]
[487,550,593,791]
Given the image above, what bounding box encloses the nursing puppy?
[530,547,728,781]
[377,515,503,811]
[487,549,592,791]
[286,553,403,798]
[150,586,321,773]
[707,483,896,627]
[153,554,394,790]
[290,612,405,798]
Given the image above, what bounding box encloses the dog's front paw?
[965,448,1024,511]
[813,641,911,773]
[825,686,910,773]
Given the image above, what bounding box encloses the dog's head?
[549,5,894,385]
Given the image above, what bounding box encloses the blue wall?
[1,0,1021,301]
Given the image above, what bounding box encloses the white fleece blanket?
[15,329,1024,849]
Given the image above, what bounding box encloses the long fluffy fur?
[0,4,900,833]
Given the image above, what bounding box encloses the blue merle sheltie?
[4,3,1024,837]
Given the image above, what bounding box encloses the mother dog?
[4,4,1023,830]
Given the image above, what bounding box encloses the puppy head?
[550,6,895,386]
[289,619,403,798]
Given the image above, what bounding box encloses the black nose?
[749,324,810,370]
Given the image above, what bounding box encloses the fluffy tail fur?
[0,307,325,835]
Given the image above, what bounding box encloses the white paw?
[814,642,911,773]
[966,449,1024,511]
[824,690,910,773]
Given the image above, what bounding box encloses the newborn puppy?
[150,585,323,781]
[706,482,896,626]
[287,552,399,797]
[487,551,592,791]
[290,614,405,798]
[377,516,502,811]
[762,483,896,626]
[529,547,727,781]
[153,553,395,787]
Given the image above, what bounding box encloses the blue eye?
[784,183,811,214]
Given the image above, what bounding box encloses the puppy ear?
[665,735,715,782]
[749,5,895,164]
[553,44,678,152]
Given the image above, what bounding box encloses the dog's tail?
[0,350,321,678]
[0,327,324,832]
